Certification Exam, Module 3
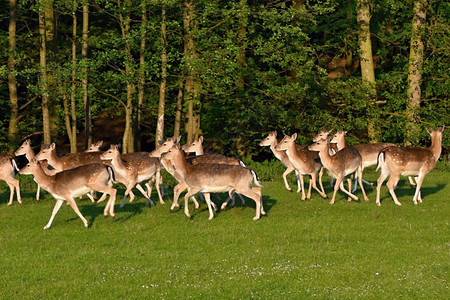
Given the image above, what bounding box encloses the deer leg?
[239,188,262,220]
[299,174,306,200]
[36,184,41,201]
[376,168,389,206]
[136,184,155,206]
[183,190,198,218]
[171,182,185,210]
[339,180,359,202]
[120,181,136,208]
[238,192,246,206]
[346,177,353,202]
[86,193,96,203]
[310,173,327,199]
[282,166,294,191]
[254,187,265,216]
[43,199,65,229]
[386,175,402,206]
[66,197,89,228]
[154,170,165,204]
[306,175,312,199]
[202,193,215,220]
[357,167,369,201]
[330,176,343,204]
[103,188,117,218]
[318,167,326,195]
[412,175,425,205]
[295,170,301,193]
[408,176,416,186]
[96,193,107,203]
[6,182,15,206]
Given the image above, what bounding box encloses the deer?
[183,136,246,209]
[259,131,302,193]
[329,131,416,190]
[163,144,265,220]
[100,144,163,208]
[0,154,21,205]
[308,138,369,204]
[85,140,104,152]
[150,136,202,211]
[274,133,327,201]
[376,127,444,206]
[19,159,117,229]
[33,143,156,204]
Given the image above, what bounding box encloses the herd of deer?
[0,126,444,230]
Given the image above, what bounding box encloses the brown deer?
[19,159,116,229]
[85,140,104,152]
[274,133,326,201]
[0,154,21,205]
[100,144,163,207]
[308,139,369,204]
[259,131,302,193]
[330,131,416,189]
[376,127,444,206]
[183,136,245,209]
[163,144,265,220]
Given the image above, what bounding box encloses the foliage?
[0,0,448,156]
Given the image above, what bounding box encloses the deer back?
[381,146,435,175]
[354,143,397,166]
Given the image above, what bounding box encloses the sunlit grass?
[0,166,448,299]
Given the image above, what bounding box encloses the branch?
[91,86,126,109]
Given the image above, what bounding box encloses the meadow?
[0,163,448,299]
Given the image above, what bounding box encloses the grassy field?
[0,166,448,299]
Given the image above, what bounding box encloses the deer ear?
[273,131,277,137]
[439,126,445,132]
[175,144,181,150]
[199,136,204,143]
[292,133,298,140]
[426,128,432,135]
[97,140,103,147]
[50,143,56,150]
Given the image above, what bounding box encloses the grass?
[0,166,448,299]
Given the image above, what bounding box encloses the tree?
[357,0,378,142]
[137,0,148,151]
[7,0,19,153]
[405,0,427,146]
[156,2,167,146]
[82,0,91,149]
[39,0,51,144]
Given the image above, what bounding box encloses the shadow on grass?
[376,182,447,204]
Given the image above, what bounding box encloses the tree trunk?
[173,79,184,139]
[8,0,19,153]
[183,1,199,144]
[82,1,91,149]
[156,3,167,147]
[39,3,51,144]
[357,0,378,142]
[68,0,78,153]
[405,0,427,146]
[120,0,135,153]
[43,0,54,41]
[137,1,147,151]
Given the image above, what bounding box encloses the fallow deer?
[0,154,21,205]
[259,131,302,193]
[163,144,265,220]
[100,144,163,207]
[376,127,444,206]
[19,159,116,229]
[274,133,326,201]
[308,139,369,204]
[85,140,104,152]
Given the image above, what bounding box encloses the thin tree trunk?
[39,3,51,144]
[68,0,78,153]
[173,79,184,139]
[8,0,19,153]
[82,0,91,149]
[119,0,134,153]
[156,3,167,147]
[405,0,427,146]
[136,1,147,151]
[357,0,378,142]
[183,1,198,144]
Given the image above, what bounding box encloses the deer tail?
[250,169,263,187]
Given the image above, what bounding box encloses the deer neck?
[172,151,190,179]
[284,142,299,159]
[195,147,204,156]
[270,141,285,160]
[316,146,334,168]
[25,148,36,161]
[45,152,65,171]
[32,166,56,191]
[109,154,128,175]
[335,138,347,151]
[429,134,443,162]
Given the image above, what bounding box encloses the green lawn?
[0,167,448,299]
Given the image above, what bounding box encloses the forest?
[1,0,448,160]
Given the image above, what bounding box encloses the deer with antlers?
[163,144,265,220]
[19,159,116,229]
[376,127,444,206]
